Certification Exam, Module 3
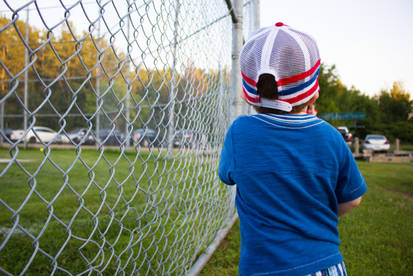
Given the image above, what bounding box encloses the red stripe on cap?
[284,80,319,104]
[241,71,257,87]
[242,87,260,103]
[278,59,321,86]
[275,22,289,27]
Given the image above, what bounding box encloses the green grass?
[0,146,228,275]
[201,162,413,275]
[400,145,413,151]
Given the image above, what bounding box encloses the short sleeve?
[336,143,367,203]
[218,125,236,185]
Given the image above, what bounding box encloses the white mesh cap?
[240,22,321,112]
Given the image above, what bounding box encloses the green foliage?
[316,64,413,143]
[1,16,224,137]
[378,82,412,123]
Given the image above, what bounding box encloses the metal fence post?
[125,0,131,148]
[230,0,243,122]
[167,0,181,155]
[23,7,29,149]
[95,11,101,143]
[0,102,4,145]
[250,0,260,35]
[246,0,260,115]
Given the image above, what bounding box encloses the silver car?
[10,126,69,144]
[362,134,390,152]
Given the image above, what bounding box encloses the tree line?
[316,64,413,143]
[1,17,412,143]
[0,16,219,138]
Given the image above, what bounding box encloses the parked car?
[336,126,352,147]
[131,128,160,147]
[10,126,69,144]
[97,129,126,145]
[173,130,195,148]
[68,128,95,145]
[362,134,390,152]
[0,128,13,141]
[172,129,207,149]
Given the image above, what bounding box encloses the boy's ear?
[241,93,254,106]
[308,91,319,105]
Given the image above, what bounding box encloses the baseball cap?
[240,22,321,112]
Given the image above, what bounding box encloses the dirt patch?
[384,188,413,198]
[0,158,34,163]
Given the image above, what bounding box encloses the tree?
[378,81,412,123]
[0,16,123,130]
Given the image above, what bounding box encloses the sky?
[259,0,413,97]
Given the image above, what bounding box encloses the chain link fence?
[0,0,257,275]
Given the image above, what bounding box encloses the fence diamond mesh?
[0,0,256,275]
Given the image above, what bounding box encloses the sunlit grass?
[0,146,228,275]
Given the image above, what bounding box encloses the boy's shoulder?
[229,115,253,129]
[233,113,329,129]
[231,114,344,142]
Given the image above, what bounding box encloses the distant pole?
[355,137,360,156]
[395,138,400,153]
[95,9,101,143]
[167,0,181,155]
[23,7,29,149]
[0,102,4,145]
[218,63,223,117]
[125,0,131,147]
[250,0,260,34]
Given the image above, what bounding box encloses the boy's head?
[240,22,320,114]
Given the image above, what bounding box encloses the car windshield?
[134,129,154,135]
[337,127,348,132]
[366,135,386,140]
[99,129,112,135]
[35,128,54,133]
[177,130,193,135]
[69,128,82,134]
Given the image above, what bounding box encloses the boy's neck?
[289,110,308,115]
[289,106,308,115]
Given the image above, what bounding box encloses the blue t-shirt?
[218,113,367,276]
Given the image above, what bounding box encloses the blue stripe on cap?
[242,78,258,95]
[278,68,320,96]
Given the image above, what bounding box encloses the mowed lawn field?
[201,161,413,275]
[0,146,227,275]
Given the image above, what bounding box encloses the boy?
[218,22,367,276]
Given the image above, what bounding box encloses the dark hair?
[255,74,308,114]
[255,74,284,114]
[257,74,278,100]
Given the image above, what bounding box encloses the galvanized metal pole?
[218,62,223,120]
[247,0,260,115]
[0,102,4,145]
[23,7,29,149]
[167,0,181,155]
[250,0,260,35]
[125,0,131,147]
[230,0,243,122]
[95,12,101,143]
